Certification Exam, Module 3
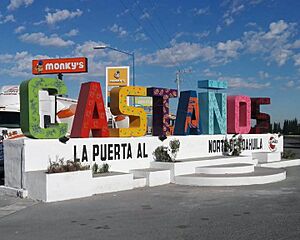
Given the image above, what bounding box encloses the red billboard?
[32,57,88,75]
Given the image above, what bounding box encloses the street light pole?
[132,51,135,88]
[93,45,136,105]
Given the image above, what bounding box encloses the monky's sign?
[19,78,270,139]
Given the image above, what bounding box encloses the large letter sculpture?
[147,87,178,136]
[110,86,147,137]
[227,95,251,134]
[174,90,200,135]
[20,78,68,139]
[70,82,109,138]
[198,80,227,134]
[250,97,270,134]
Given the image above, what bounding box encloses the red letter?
[250,98,270,134]
[70,82,109,138]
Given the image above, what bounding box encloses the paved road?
[0,167,300,240]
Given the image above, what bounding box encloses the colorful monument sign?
[19,78,270,139]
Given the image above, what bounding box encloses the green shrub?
[282,150,296,159]
[153,139,180,162]
[93,163,110,174]
[47,158,89,174]
[223,134,243,156]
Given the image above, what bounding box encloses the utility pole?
[175,69,192,97]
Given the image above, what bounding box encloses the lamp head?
[93,45,107,50]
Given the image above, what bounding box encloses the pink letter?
[227,95,251,134]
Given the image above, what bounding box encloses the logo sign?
[268,135,278,152]
[32,57,88,75]
[106,66,129,87]
[106,66,129,107]
[0,85,19,95]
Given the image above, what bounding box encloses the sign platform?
[3,134,284,202]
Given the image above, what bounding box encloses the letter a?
[70,82,109,138]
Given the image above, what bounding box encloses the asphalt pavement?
[0,166,300,240]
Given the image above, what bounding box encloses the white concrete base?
[196,163,255,175]
[252,152,281,163]
[258,159,300,168]
[25,170,93,202]
[130,168,171,187]
[175,167,286,187]
[92,172,134,194]
[0,186,28,198]
[25,170,134,202]
[151,156,256,182]
[133,177,147,188]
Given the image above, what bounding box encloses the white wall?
[5,134,282,174]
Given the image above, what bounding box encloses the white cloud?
[135,32,148,41]
[217,40,243,58]
[0,14,16,24]
[0,54,14,63]
[258,71,269,79]
[139,41,216,67]
[293,54,300,66]
[140,12,150,20]
[65,29,79,37]
[224,17,234,26]
[193,7,209,16]
[19,32,74,47]
[136,19,300,71]
[291,40,300,49]
[174,31,210,40]
[221,0,264,28]
[116,8,129,18]
[139,38,245,67]
[73,41,130,76]
[0,51,50,77]
[246,22,258,28]
[14,26,25,33]
[109,24,127,37]
[194,31,210,39]
[7,0,33,11]
[243,20,297,66]
[285,80,295,88]
[45,9,82,25]
[223,76,270,89]
[203,68,221,77]
[174,6,182,14]
[264,20,289,39]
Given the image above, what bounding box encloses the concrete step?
[258,158,300,168]
[196,163,255,175]
[133,176,147,188]
[252,152,281,163]
[151,155,257,182]
[130,168,171,187]
[175,167,286,187]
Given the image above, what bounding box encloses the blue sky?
[0,0,300,123]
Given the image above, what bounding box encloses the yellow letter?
[110,86,147,137]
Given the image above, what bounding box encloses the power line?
[119,0,164,50]
[147,0,174,43]
[135,1,169,47]
[119,0,193,93]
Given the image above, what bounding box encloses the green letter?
[20,78,68,139]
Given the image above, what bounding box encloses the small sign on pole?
[32,57,88,75]
[106,66,129,107]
